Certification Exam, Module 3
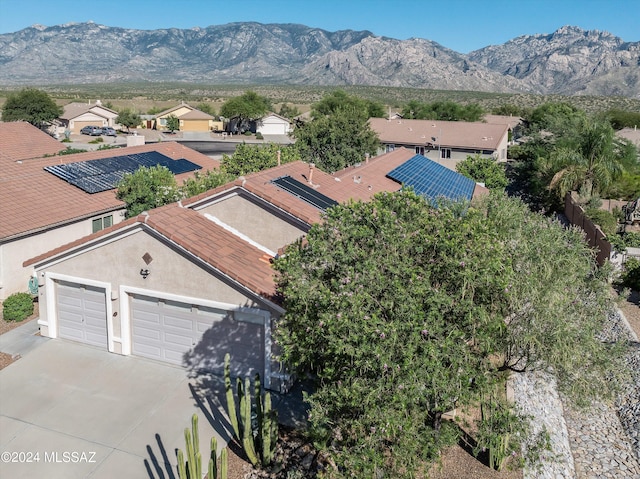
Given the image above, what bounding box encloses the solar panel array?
[44,151,202,194]
[271,176,339,211]
[386,154,476,201]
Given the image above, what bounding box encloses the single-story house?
[256,113,292,136]
[0,130,219,301]
[154,103,223,132]
[24,147,487,389]
[369,117,510,171]
[58,100,119,134]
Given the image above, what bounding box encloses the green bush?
[255,132,264,140]
[585,208,618,237]
[621,257,640,291]
[3,292,34,322]
[243,130,252,136]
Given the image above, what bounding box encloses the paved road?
[176,140,239,156]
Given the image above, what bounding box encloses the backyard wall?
[564,192,611,266]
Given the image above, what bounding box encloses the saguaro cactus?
[224,353,278,468]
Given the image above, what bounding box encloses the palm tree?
[548,120,636,199]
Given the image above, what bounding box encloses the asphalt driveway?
[0,321,233,479]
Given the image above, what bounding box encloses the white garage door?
[130,294,265,377]
[259,122,288,135]
[56,280,108,348]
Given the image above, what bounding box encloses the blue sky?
[0,0,638,53]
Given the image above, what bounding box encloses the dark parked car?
[101,127,116,136]
[80,126,102,136]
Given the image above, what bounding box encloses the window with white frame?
[440,148,451,159]
[92,215,113,233]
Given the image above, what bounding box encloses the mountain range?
[0,22,638,98]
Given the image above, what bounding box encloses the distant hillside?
[0,22,638,98]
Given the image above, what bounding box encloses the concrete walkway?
[0,321,234,479]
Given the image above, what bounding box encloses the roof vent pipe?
[365,153,370,164]
[277,149,281,166]
[308,163,315,184]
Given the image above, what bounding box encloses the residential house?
[369,117,510,171]
[24,147,486,389]
[58,100,119,134]
[256,113,292,136]
[0,134,219,301]
[153,103,223,132]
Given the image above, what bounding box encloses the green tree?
[277,103,301,119]
[310,90,384,119]
[546,120,636,199]
[526,102,587,137]
[220,143,300,177]
[1,88,62,127]
[166,114,180,133]
[274,191,625,477]
[456,154,508,189]
[196,102,215,116]
[295,92,380,172]
[181,170,235,197]
[401,100,484,122]
[220,91,272,130]
[116,109,142,132]
[115,165,180,217]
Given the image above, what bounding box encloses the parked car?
[80,126,103,136]
[101,127,116,136]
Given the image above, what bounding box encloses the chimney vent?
[308,163,315,184]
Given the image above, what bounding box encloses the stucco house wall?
[1,209,125,300]
[195,192,308,253]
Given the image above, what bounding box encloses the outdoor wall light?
[140,269,150,279]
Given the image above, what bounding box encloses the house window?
[415,146,425,155]
[92,215,113,233]
[440,148,451,159]
[386,144,396,153]
[159,118,167,126]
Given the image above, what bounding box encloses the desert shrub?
[255,132,264,140]
[620,257,640,291]
[243,130,252,136]
[3,292,34,322]
[585,208,618,237]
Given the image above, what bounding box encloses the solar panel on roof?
[387,154,475,201]
[44,151,202,194]
[271,176,339,211]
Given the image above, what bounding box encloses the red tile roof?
[1,141,219,241]
[24,203,278,302]
[369,117,509,151]
[24,147,486,303]
[0,121,66,161]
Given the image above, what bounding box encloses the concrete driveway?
[0,321,233,479]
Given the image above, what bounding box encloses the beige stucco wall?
[35,228,279,350]
[1,210,125,300]
[197,194,307,252]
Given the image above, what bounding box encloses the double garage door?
[130,294,264,377]
[54,281,264,378]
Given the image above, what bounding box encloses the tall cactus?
[176,413,227,479]
[223,352,278,468]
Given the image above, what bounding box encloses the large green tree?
[1,88,62,127]
[220,143,300,177]
[310,90,384,119]
[220,91,272,130]
[295,91,380,172]
[401,100,484,122]
[274,191,625,477]
[546,119,637,199]
[116,166,180,217]
[456,154,508,190]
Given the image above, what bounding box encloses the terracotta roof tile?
[369,118,509,151]
[0,121,66,160]
[1,141,219,241]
